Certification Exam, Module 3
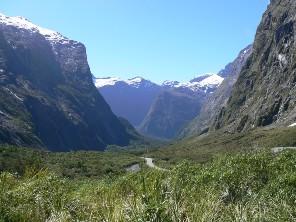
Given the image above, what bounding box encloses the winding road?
[271,147,296,152]
[143,157,168,171]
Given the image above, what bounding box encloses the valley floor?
[1,149,295,221]
[1,126,296,221]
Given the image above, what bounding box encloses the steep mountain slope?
[0,13,136,151]
[211,0,296,132]
[139,74,224,139]
[94,77,162,127]
[178,45,253,138]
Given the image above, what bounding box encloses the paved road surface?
[271,147,296,152]
[143,158,168,171]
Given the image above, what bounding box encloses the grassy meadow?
[0,149,295,221]
[0,127,296,221]
[150,126,296,167]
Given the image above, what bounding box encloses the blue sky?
[2,0,269,84]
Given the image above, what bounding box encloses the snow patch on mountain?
[94,76,156,88]
[162,80,180,88]
[0,13,76,50]
[94,73,224,93]
[127,77,156,88]
[93,77,122,88]
[288,122,296,127]
[171,73,224,92]
[173,82,202,91]
[198,74,224,87]
[95,73,224,92]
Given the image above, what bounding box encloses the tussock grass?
[1,149,295,221]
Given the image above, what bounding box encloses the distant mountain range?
[138,74,224,139]
[93,76,162,127]
[0,0,295,151]
[94,73,224,139]
[178,44,253,138]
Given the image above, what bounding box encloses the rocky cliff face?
[0,14,135,151]
[139,74,224,139]
[178,45,253,138]
[139,88,205,139]
[211,0,296,132]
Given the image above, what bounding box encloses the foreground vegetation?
[0,145,142,179]
[1,150,295,221]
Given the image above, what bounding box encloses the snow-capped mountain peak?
[197,73,224,87]
[93,77,123,88]
[161,73,224,92]
[126,77,155,88]
[0,13,89,73]
[94,73,223,92]
[0,13,75,49]
[94,76,157,88]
